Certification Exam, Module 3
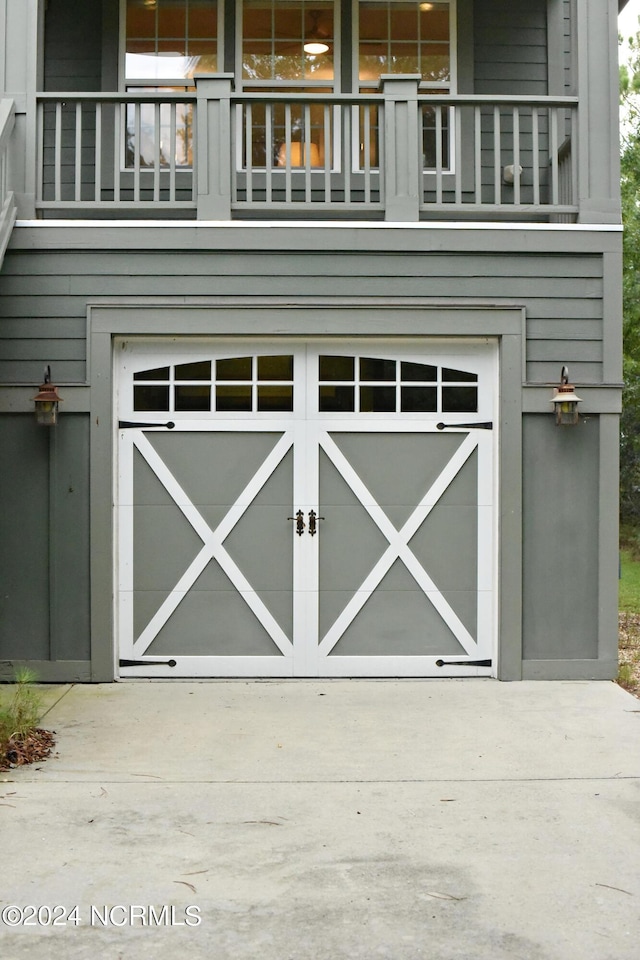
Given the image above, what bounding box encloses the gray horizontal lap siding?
[43,1,102,93]
[0,249,604,385]
[474,0,548,95]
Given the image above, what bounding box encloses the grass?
[618,546,640,696]
[0,668,45,769]
[619,547,640,613]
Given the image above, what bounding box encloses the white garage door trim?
[115,338,498,677]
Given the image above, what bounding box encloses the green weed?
[619,548,640,614]
[0,669,43,768]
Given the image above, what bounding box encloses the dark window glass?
[400,361,437,382]
[319,385,355,412]
[360,385,396,412]
[175,385,211,411]
[134,385,170,410]
[134,366,170,381]
[401,386,437,412]
[442,386,477,413]
[442,367,477,383]
[217,357,252,380]
[257,355,294,381]
[175,360,211,380]
[360,357,396,381]
[257,385,293,411]
[319,355,355,381]
[216,385,252,411]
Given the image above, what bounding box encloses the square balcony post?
[380,75,421,222]
[194,74,234,221]
[575,0,620,222]
[1,0,42,218]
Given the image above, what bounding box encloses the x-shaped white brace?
[131,431,295,659]
[318,431,481,658]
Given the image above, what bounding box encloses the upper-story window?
[123,0,453,89]
[356,0,454,170]
[356,0,452,90]
[241,0,336,87]
[121,1,454,169]
[124,0,220,84]
[123,0,220,167]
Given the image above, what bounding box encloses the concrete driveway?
[1,679,640,959]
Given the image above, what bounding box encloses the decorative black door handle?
[308,510,325,536]
[287,510,306,536]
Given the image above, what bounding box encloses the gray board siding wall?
[0,223,621,680]
[43,0,102,93]
[0,248,604,385]
[473,0,548,96]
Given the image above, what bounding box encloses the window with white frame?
[120,1,455,172]
[123,0,220,167]
[356,0,451,88]
[125,0,219,83]
[239,0,338,169]
[241,0,336,85]
[356,0,454,170]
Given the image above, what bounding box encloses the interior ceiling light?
[304,40,329,54]
[304,11,330,55]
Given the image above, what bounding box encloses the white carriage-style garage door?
[115,339,497,677]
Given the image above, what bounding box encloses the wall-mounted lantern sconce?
[551,365,582,426]
[503,163,523,184]
[32,365,63,426]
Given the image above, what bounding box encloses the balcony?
[34,77,578,223]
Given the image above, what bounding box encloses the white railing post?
[194,74,233,220]
[1,0,41,217]
[0,98,18,262]
[380,75,421,222]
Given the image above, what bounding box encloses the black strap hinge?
[119,420,175,429]
[436,658,492,667]
[119,659,177,667]
[436,421,493,431]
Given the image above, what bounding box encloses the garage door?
[116,339,497,677]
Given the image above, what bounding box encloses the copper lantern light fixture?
[32,365,63,426]
[551,365,582,426]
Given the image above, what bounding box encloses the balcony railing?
[0,98,17,263]
[34,79,579,222]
